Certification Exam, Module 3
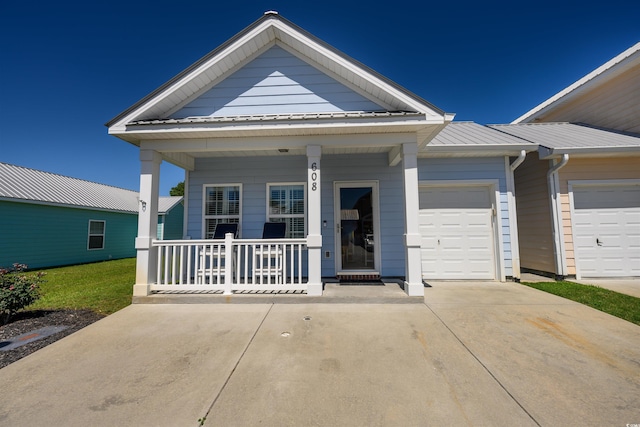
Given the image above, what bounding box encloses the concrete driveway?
[0,282,638,426]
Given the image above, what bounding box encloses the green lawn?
[28,258,135,315]
[522,281,640,326]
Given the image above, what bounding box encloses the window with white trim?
[267,183,305,238]
[203,184,241,238]
[88,220,105,250]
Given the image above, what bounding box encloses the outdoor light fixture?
[140,200,147,212]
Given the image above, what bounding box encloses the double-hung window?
[267,183,305,238]
[88,220,105,250]
[203,184,241,238]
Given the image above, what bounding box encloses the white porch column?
[306,145,323,296]
[402,143,424,296]
[133,149,161,296]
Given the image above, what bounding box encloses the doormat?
[339,279,385,286]
[0,326,69,351]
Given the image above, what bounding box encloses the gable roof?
[158,196,183,214]
[0,163,180,214]
[512,42,640,126]
[107,12,452,144]
[422,121,536,157]
[490,122,640,159]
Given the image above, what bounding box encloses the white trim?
[547,155,570,277]
[201,183,243,238]
[265,182,307,238]
[333,181,381,275]
[87,220,106,251]
[418,179,505,281]
[568,179,640,280]
[506,152,526,279]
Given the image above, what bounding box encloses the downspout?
[547,154,569,279]
[506,150,526,281]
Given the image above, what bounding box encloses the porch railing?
[152,234,307,293]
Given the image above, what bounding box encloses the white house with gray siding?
[107,12,533,297]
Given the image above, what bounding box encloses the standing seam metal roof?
[489,123,640,150]
[0,163,181,214]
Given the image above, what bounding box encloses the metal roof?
[158,196,183,214]
[490,122,640,154]
[429,121,532,147]
[421,121,536,156]
[129,111,423,126]
[0,163,180,214]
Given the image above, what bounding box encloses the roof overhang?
[538,145,640,159]
[421,144,536,158]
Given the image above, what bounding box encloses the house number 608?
[311,162,318,191]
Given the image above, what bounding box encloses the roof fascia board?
[424,144,537,155]
[140,132,418,152]
[538,145,640,159]
[513,42,640,124]
[0,197,138,215]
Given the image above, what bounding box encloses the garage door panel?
[419,185,495,280]
[572,183,640,277]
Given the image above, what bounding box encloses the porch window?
[267,183,306,238]
[203,184,241,238]
[88,220,105,250]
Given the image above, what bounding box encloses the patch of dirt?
[0,309,105,369]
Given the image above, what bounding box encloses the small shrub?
[0,263,45,325]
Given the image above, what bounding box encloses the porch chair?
[197,223,238,284]
[255,222,287,284]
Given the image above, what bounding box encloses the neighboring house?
[493,42,640,279]
[157,196,184,240]
[0,162,183,269]
[512,42,640,135]
[106,12,533,296]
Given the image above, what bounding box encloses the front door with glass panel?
[335,182,379,272]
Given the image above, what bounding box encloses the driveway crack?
[200,304,274,425]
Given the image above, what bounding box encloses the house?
[493,42,640,279]
[512,42,640,135]
[0,162,183,269]
[106,12,533,297]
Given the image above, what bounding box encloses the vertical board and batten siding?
[417,157,513,278]
[558,157,640,276]
[187,153,406,278]
[170,46,383,118]
[513,153,555,274]
[0,201,137,269]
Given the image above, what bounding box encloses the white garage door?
[572,183,640,277]
[419,186,495,280]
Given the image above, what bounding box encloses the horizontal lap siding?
[322,154,405,277]
[171,46,382,118]
[188,153,405,278]
[514,153,555,274]
[188,156,308,239]
[0,201,136,269]
[559,157,640,276]
[418,157,513,277]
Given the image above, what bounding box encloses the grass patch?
[27,258,135,315]
[522,281,640,326]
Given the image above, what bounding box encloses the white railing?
[152,234,307,293]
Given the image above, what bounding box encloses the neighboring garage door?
[419,185,495,280]
[572,183,640,277]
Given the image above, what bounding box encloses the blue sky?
[1,1,638,195]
